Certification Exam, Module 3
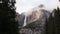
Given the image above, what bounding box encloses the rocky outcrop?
[15,13,25,28]
[18,9,50,34]
[16,6,50,34]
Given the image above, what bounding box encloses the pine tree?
[54,7,60,34]
[0,0,19,34]
[46,7,60,34]
[46,13,54,34]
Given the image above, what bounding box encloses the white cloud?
[43,0,59,11]
[16,0,60,14]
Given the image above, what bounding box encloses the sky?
[15,0,60,14]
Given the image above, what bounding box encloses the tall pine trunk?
[0,0,19,34]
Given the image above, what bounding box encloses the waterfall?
[23,15,27,27]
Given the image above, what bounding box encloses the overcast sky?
[15,0,60,14]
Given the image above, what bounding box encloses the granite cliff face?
[15,13,25,28]
[16,6,50,34]
[23,9,50,34]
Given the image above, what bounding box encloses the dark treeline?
[46,7,60,34]
[0,0,19,34]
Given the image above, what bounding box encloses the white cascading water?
[23,15,27,27]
